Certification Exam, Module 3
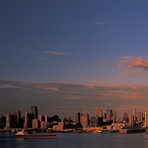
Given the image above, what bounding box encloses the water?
[1,132,148,148]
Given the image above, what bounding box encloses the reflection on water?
[1,133,148,148]
[144,133,148,143]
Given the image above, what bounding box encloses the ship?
[14,130,56,139]
[93,130,105,134]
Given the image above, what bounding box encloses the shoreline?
[0,128,146,134]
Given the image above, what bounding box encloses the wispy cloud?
[0,47,69,60]
[95,21,106,26]
[10,47,33,52]
[43,86,59,92]
[118,56,148,75]
[90,21,115,36]
[1,79,148,117]
[1,47,69,55]
[32,56,53,61]
[41,50,69,55]
[99,27,115,35]
[0,84,19,89]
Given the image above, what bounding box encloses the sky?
[1,0,148,118]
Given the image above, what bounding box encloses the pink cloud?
[118,56,148,75]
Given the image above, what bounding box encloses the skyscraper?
[96,107,103,118]
[106,109,113,121]
[32,119,39,129]
[13,109,21,127]
[123,112,128,122]
[38,115,45,122]
[0,115,6,128]
[5,113,11,128]
[145,110,148,127]
[112,110,117,122]
[129,114,134,127]
[133,108,136,120]
[13,109,21,119]
[80,113,89,127]
[44,115,48,128]
[31,106,38,119]
[90,116,99,126]
[137,112,143,122]
[76,112,82,126]
[24,112,32,128]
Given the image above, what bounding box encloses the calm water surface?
[1,132,148,148]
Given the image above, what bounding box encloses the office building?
[106,110,113,121]
[112,110,117,122]
[96,107,103,118]
[5,113,11,128]
[123,112,128,122]
[80,113,89,127]
[38,115,45,122]
[129,114,134,127]
[136,112,143,122]
[31,106,38,119]
[145,111,148,127]
[13,109,21,127]
[133,108,136,120]
[0,115,6,128]
[44,115,48,128]
[90,116,99,126]
[76,112,81,126]
[32,119,39,128]
[24,112,32,128]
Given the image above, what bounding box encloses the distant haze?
[0,79,147,119]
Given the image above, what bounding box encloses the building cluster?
[0,106,61,130]
[121,108,145,128]
[0,106,147,131]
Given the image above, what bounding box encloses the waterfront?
[1,133,148,148]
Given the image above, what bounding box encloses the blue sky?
[1,0,148,84]
[1,0,148,117]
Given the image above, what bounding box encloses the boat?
[93,130,106,134]
[14,130,56,139]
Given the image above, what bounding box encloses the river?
[1,132,148,148]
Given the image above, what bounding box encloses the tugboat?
[15,130,56,139]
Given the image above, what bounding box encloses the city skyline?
[0,105,143,131]
[1,1,148,117]
[1,105,144,122]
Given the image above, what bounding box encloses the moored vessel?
[15,130,56,139]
